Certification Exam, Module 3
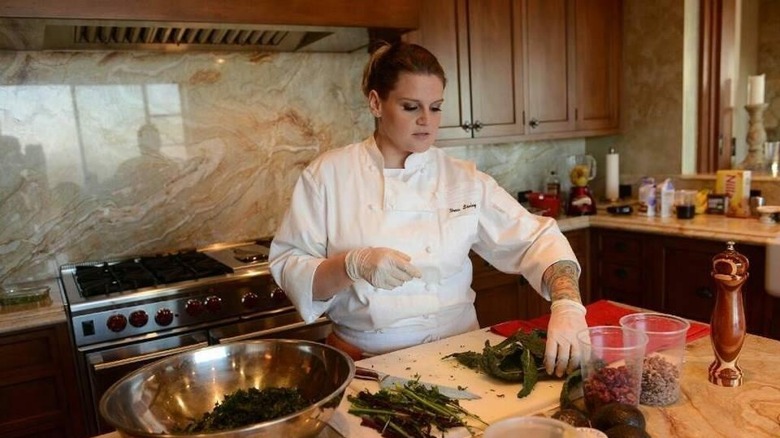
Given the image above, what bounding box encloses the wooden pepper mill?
[709,241,749,387]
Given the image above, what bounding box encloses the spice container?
[619,313,690,406]
[577,326,648,413]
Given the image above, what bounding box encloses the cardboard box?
[715,170,752,217]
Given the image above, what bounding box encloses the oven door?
[83,331,209,435]
[210,310,332,344]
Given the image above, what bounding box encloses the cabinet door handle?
[614,268,628,279]
[529,118,540,129]
[695,286,714,299]
[461,121,473,132]
[473,120,483,132]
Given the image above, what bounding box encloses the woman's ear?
[367,90,382,118]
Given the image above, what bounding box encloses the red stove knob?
[242,292,260,309]
[129,310,149,327]
[270,287,287,304]
[106,314,127,332]
[186,299,205,316]
[155,308,174,326]
[205,296,222,313]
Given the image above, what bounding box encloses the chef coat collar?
[363,136,433,171]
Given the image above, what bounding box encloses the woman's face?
[369,72,444,168]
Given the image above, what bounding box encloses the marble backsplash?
[0,50,583,285]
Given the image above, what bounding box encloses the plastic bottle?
[545,171,561,197]
[646,184,657,217]
[660,178,675,218]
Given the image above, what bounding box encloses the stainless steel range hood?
[0,0,420,52]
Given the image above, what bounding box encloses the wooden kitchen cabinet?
[404,0,621,144]
[472,229,591,326]
[523,0,621,136]
[523,0,574,134]
[572,0,621,131]
[404,0,525,141]
[657,237,765,335]
[591,229,652,309]
[591,228,769,337]
[471,251,523,328]
[0,323,86,438]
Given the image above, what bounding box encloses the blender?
[566,154,597,216]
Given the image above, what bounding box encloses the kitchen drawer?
[601,262,641,290]
[0,324,86,438]
[599,262,643,307]
[600,233,642,263]
[0,328,58,374]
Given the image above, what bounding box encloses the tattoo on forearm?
[542,260,582,303]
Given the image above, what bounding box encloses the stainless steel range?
[59,239,331,436]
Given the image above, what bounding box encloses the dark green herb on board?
[443,329,560,399]
[178,387,309,432]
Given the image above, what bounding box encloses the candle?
[748,74,765,105]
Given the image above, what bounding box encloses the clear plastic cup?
[620,312,690,406]
[577,326,648,413]
[484,416,578,438]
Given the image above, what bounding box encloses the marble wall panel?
[613,0,684,177]
[0,50,583,284]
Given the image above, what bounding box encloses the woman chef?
[269,42,587,377]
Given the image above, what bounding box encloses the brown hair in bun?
[361,41,446,99]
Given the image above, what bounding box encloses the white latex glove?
[545,299,588,377]
[345,247,422,290]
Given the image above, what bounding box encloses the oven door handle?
[92,341,209,371]
[216,317,330,344]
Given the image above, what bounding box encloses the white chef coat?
[269,136,578,355]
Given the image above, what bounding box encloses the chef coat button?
[368,204,375,210]
[425,246,433,253]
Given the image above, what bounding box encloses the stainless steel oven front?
[77,309,332,436]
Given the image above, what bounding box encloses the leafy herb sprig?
[443,329,551,399]
[348,378,487,438]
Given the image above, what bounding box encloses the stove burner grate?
[74,251,232,298]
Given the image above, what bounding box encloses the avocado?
[604,424,651,438]
[591,402,646,432]
[552,408,591,427]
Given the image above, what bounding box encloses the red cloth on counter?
[490,299,711,344]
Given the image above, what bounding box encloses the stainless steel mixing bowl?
[99,339,355,437]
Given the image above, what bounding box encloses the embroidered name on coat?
[449,203,477,213]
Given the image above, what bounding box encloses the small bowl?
[577,427,609,438]
[484,416,578,438]
[756,205,780,224]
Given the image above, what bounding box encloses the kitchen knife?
[354,366,481,400]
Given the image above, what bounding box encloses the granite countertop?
[93,325,780,438]
[557,212,780,245]
[0,276,67,334]
[3,213,778,336]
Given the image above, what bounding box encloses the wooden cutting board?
[326,328,565,437]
